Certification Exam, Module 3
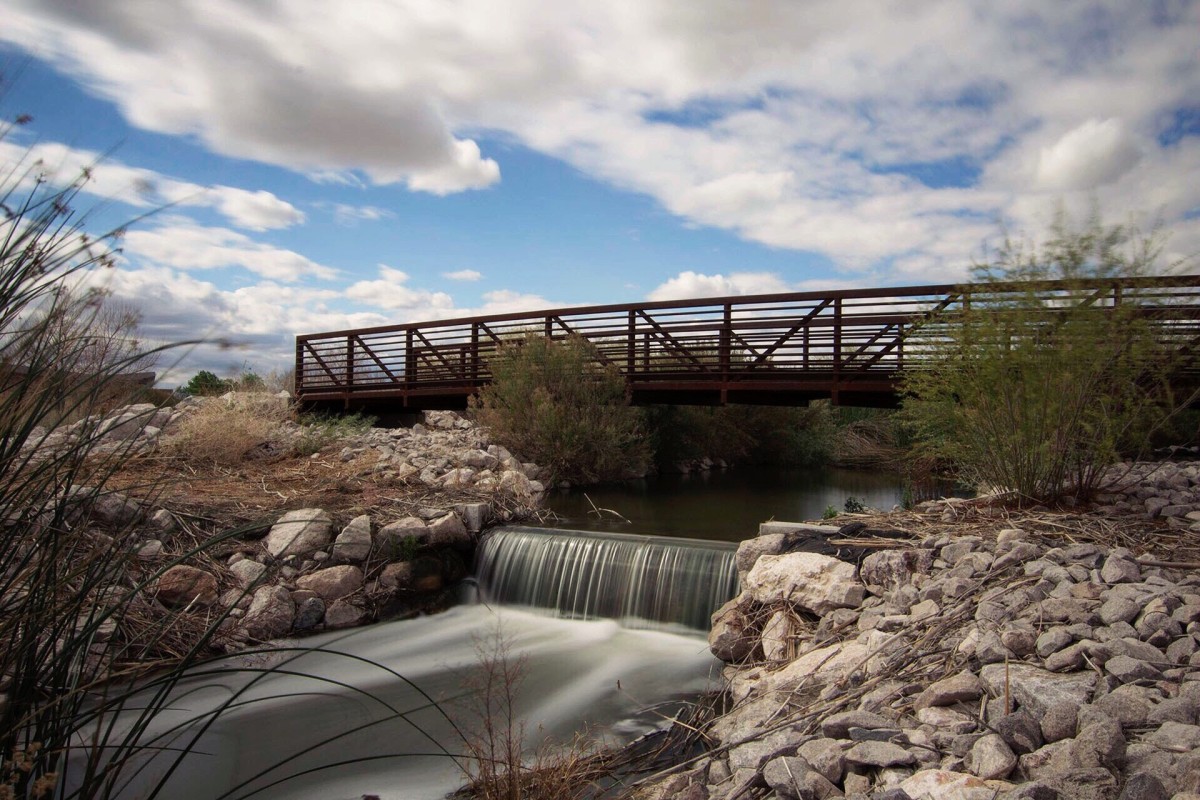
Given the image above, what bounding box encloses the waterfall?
[474,526,740,632]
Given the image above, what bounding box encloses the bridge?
[295,276,1200,414]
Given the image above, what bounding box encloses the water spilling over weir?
[475,526,741,632]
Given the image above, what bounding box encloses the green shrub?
[901,212,1191,503]
[293,410,376,456]
[471,334,650,485]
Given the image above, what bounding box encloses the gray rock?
[761,755,841,800]
[735,533,789,579]
[331,515,372,562]
[992,710,1043,755]
[1101,554,1142,584]
[1100,597,1143,625]
[727,728,800,771]
[1117,773,1169,800]
[242,585,295,639]
[821,710,894,739]
[709,598,757,662]
[292,596,325,630]
[323,599,365,629]
[265,508,334,558]
[966,733,1017,779]
[1107,654,1164,683]
[860,549,934,592]
[296,565,363,601]
[1144,721,1200,752]
[1036,627,1074,658]
[377,516,428,556]
[426,512,471,549]
[796,738,846,785]
[1093,684,1152,727]
[229,558,267,588]
[845,741,915,768]
[914,671,984,710]
[980,663,1096,718]
[1147,695,1199,726]
[136,539,164,560]
[743,552,865,615]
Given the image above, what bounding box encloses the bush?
[163,394,293,465]
[471,334,650,485]
[293,410,376,456]
[183,369,228,396]
[901,212,1191,502]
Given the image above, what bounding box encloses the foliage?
[183,369,227,396]
[472,334,650,485]
[293,410,377,456]
[821,504,838,520]
[843,495,865,513]
[643,403,833,468]
[162,394,293,465]
[901,212,1191,503]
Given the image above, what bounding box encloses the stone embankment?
[31,399,546,649]
[641,473,1200,800]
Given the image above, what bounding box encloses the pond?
[544,465,935,542]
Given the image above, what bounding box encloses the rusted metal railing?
[295,276,1200,409]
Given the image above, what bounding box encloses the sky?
[1,1,1198,385]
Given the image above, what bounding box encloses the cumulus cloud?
[442,269,483,282]
[344,265,456,313]
[4,0,1198,281]
[647,271,792,301]
[1036,119,1143,191]
[122,219,337,281]
[0,139,304,230]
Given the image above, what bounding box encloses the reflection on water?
[546,465,917,542]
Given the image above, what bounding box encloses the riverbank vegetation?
[901,212,1196,503]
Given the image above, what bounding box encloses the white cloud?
[647,271,791,301]
[4,0,1198,281]
[0,139,304,231]
[122,219,337,281]
[328,203,396,226]
[1035,119,1143,191]
[442,269,483,282]
[344,265,456,313]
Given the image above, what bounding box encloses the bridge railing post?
[471,323,480,383]
[405,329,415,389]
[627,310,635,376]
[720,304,731,377]
[345,336,354,392]
[294,338,304,397]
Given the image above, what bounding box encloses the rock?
[379,562,415,591]
[454,502,490,533]
[1100,597,1143,625]
[149,508,177,533]
[735,533,789,579]
[229,559,268,588]
[914,671,984,710]
[1101,554,1142,584]
[331,515,372,562]
[992,711,1044,755]
[1106,654,1163,683]
[761,756,840,799]
[821,710,895,739]
[136,540,164,560]
[979,663,1097,718]
[859,549,934,592]
[90,491,143,528]
[155,565,219,609]
[761,610,796,662]
[293,596,325,630]
[265,509,334,558]
[898,769,1010,800]
[377,517,428,557]
[1144,721,1200,752]
[796,739,846,785]
[426,513,471,549]
[323,599,365,629]
[1093,684,1152,727]
[966,733,1017,779]
[1117,773,1169,800]
[242,585,295,639]
[743,552,865,615]
[844,741,915,768]
[1036,627,1074,658]
[296,565,364,600]
[1040,702,1079,743]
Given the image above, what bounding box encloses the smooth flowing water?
[83,527,731,800]
[546,465,911,542]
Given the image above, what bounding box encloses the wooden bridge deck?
[295,276,1200,413]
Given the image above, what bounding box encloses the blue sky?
[1,1,1198,383]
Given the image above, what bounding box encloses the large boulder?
[980,662,1097,718]
[860,548,934,593]
[743,552,864,615]
[155,565,219,609]
[242,585,295,640]
[296,565,364,601]
[377,517,428,558]
[265,509,334,558]
[709,597,758,662]
[426,513,471,549]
